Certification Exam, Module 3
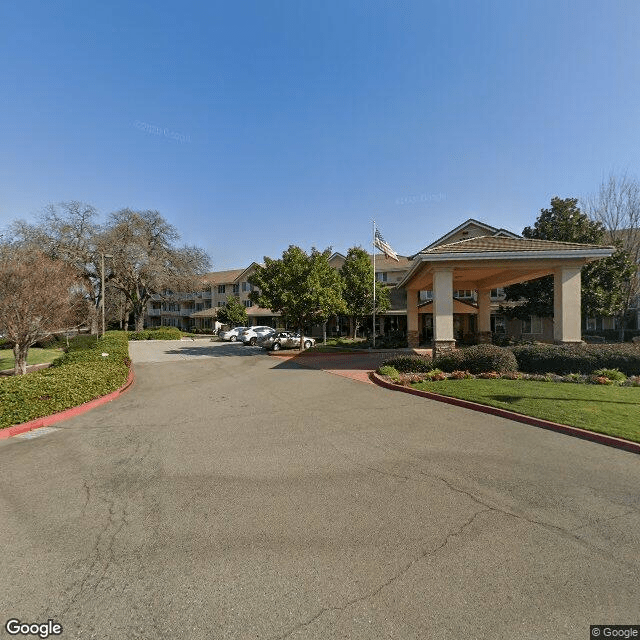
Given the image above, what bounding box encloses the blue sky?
[2,0,639,269]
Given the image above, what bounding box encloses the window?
[243,299,253,308]
[419,290,433,301]
[454,289,473,299]
[242,281,252,292]
[490,288,504,299]
[586,318,596,332]
[522,316,542,334]
[491,316,506,334]
[218,301,224,307]
[232,284,240,294]
[218,284,226,294]
[376,272,387,282]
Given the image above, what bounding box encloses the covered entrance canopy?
[398,236,614,353]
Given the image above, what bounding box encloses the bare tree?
[0,244,84,375]
[103,209,211,331]
[10,202,105,333]
[584,173,640,337]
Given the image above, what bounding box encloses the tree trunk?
[322,321,327,345]
[354,319,361,339]
[135,313,144,332]
[89,315,98,335]
[349,316,355,339]
[13,343,29,376]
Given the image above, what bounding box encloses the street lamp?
[101,253,113,337]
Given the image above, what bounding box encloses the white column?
[433,269,454,343]
[554,266,582,343]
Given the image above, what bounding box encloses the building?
[146,219,621,345]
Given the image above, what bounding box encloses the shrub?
[0,331,130,429]
[434,344,517,374]
[378,365,400,381]
[380,355,432,373]
[511,344,640,376]
[592,368,627,382]
[128,327,183,341]
[451,370,472,379]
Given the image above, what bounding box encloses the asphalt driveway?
[1,340,639,639]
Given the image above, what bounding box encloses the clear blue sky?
[2,0,639,269]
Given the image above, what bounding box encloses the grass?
[411,378,640,443]
[0,347,65,371]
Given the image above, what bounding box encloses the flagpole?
[372,220,376,349]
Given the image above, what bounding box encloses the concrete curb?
[370,372,640,456]
[0,368,135,440]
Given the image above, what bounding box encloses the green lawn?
[0,347,65,371]
[411,379,640,443]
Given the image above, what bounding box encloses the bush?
[128,327,183,341]
[378,365,400,381]
[434,344,518,374]
[380,355,433,373]
[593,368,627,382]
[511,343,640,376]
[1,331,130,429]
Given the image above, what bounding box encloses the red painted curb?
[370,372,640,456]
[0,368,135,440]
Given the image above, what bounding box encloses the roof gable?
[418,219,520,253]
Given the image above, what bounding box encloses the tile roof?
[418,236,613,254]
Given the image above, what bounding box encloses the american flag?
[374,229,399,262]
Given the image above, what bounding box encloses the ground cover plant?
[0,331,130,429]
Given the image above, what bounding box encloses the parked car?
[258,331,315,351]
[218,326,248,342]
[239,326,275,346]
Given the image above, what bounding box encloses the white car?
[218,326,248,342]
[239,326,275,346]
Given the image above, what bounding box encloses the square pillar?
[433,268,455,356]
[477,288,492,343]
[407,288,419,348]
[554,266,582,343]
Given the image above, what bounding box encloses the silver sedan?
[257,331,315,351]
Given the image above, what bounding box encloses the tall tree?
[503,197,635,326]
[103,209,211,331]
[584,173,640,338]
[217,296,248,327]
[0,244,84,375]
[249,246,346,350]
[340,247,390,338]
[10,201,103,332]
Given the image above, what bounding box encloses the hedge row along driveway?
[0,331,130,429]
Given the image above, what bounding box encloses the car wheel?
[230,335,237,342]
[304,340,312,349]
[272,342,281,351]
[250,337,257,346]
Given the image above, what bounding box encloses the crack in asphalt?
[270,507,492,640]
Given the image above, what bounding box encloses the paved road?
[1,340,639,639]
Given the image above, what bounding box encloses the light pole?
[101,253,113,337]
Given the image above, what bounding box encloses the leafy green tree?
[249,246,346,350]
[503,197,635,324]
[217,296,248,327]
[340,246,390,338]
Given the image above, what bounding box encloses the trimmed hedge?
[0,331,130,429]
[380,355,433,373]
[510,344,640,376]
[434,344,518,374]
[128,327,183,341]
